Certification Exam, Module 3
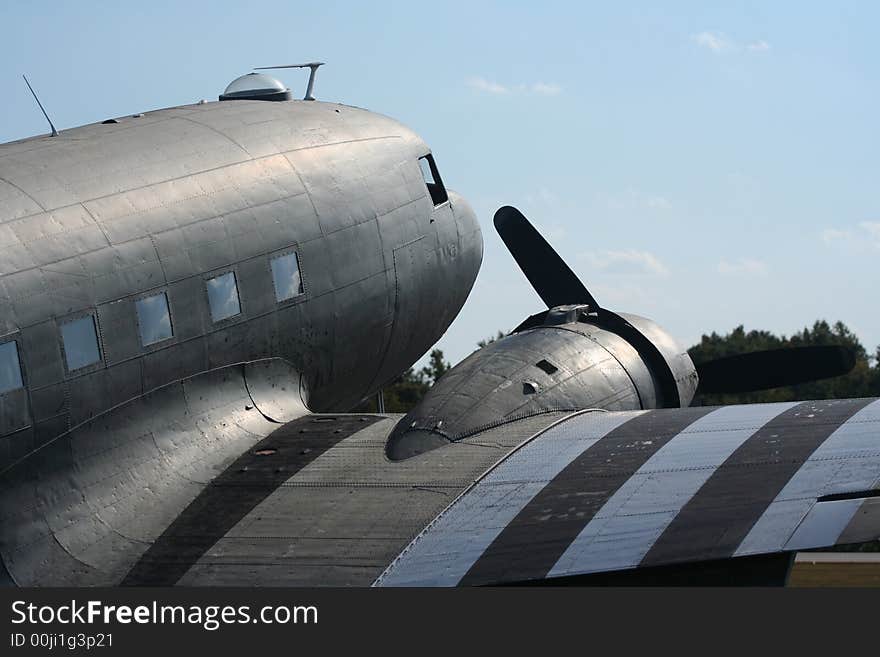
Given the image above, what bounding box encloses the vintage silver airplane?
[1,68,877,586]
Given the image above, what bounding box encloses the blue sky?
[2,1,878,370]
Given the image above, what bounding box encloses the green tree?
[420,349,450,384]
[477,331,505,348]
[353,348,449,413]
[689,320,880,405]
[352,366,428,413]
[381,367,430,413]
[354,333,508,413]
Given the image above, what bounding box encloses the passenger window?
[0,340,24,393]
[270,252,304,302]
[60,315,102,371]
[419,154,448,207]
[206,272,242,322]
[136,292,173,346]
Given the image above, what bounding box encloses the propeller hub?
[544,304,592,326]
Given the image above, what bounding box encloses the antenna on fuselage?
[22,74,58,137]
[254,62,325,100]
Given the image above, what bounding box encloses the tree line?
[690,320,880,405]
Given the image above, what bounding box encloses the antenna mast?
[22,74,58,137]
[254,63,325,101]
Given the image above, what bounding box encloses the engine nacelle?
[386,305,697,460]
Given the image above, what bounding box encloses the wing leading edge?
[375,398,880,586]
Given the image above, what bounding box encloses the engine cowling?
[386,304,697,460]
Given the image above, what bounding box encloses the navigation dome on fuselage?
[219,73,292,101]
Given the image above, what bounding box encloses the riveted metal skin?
[386,310,697,460]
[0,361,300,585]
[0,99,482,470]
[244,358,309,423]
[121,413,386,586]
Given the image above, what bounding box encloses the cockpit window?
[60,315,102,371]
[0,340,24,393]
[419,154,448,207]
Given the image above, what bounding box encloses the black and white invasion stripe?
[375,398,880,586]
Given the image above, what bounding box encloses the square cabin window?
[60,315,101,371]
[419,154,448,207]
[136,292,173,346]
[206,271,241,322]
[0,340,24,393]
[270,252,304,302]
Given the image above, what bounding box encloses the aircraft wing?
[376,398,880,585]
[3,391,879,586]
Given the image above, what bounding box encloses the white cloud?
[520,188,566,241]
[693,31,732,53]
[717,258,768,277]
[466,77,562,96]
[692,31,770,54]
[466,77,509,94]
[583,249,670,276]
[646,196,673,210]
[859,221,880,242]
[524,186,560,208]
[591,282,652,307]
[531,82,562,96]
[821,228,851,244]
[533,221,567,243]
[822,222,880,249]
[606,189,672,212]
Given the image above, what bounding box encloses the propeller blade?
[493,206,599,310]
[696,345,856,394]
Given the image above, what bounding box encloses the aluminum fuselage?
[0,98,482,468]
